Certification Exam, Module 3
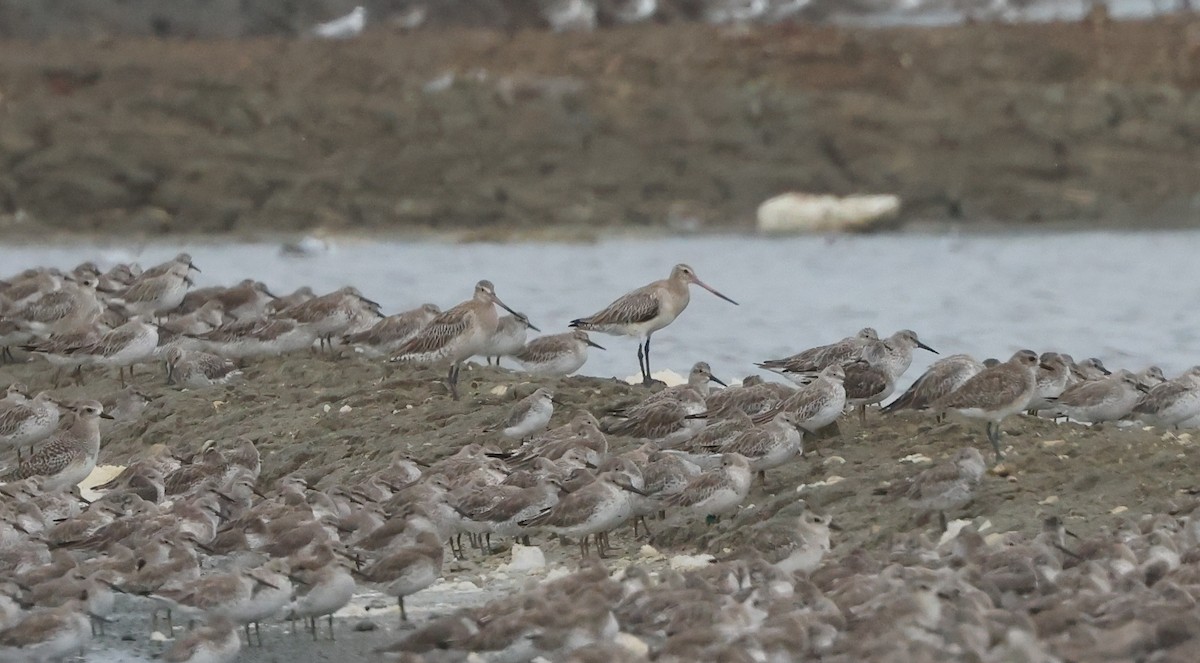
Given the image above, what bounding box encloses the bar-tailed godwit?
[389,280,526,400]
[570,264,737,385]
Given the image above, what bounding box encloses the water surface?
[3,231,1196,390]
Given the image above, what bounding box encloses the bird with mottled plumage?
[513,330,606,376]
[161,616,240,663]
[662,453,752,525]
[278,286,382,351]
[496,388,556,440]
[2,400,110,491]
[0,391,60,457]
[482,313,540,367]
[10,276,103,336]
[704,411,803,482]
[1132,366,1200,429]
[570,264,737,385]
[390,281,526,400]
[0,597,93,662]
[342,303,441,357]
[705,375,791,418]
[66,316,158,387]
[753,364,847,434]
[756,327,877,385]
[110,262,195,318]
[357,530,444,622]
[718,501,835,575]
[899,447,987,531]
[1048,370,1145,423]
[930,349,1042,460]
[604,398,706,446]
[520,470,644,558]
[1028,352,1071,412]
[884,354,985,414]
[164,347,242,389]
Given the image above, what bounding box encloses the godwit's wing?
[571,286,660,333]
[392,306,472,363]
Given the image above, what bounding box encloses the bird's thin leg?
[642,336,654,385]
[448,364,460,401]
[987,422,1004,460]
[399,596,407,622]
[328,614,335,641]
[636,343,646,384]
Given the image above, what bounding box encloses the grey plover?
[930,349,1042,460]
[0,391,61,458]
[2,400,110,491]
[570,264,737,385]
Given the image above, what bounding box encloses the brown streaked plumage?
[357,530,444,622]
[571,264,737,385]
[931,349,1042,460]
[2,400,110,491]
[342,303,441,357]
[884,354,985,414]
[756,327,877,384]
[389,280,525,400]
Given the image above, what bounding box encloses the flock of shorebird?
[1,254,1199,662]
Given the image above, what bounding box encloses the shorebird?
[705,411,803,483]
[164,347,243,388]
[929,349,1043,460]
[161,616,241,663]
[753,364,847,434]
[1136,366,1166,389]
[520,470,645,558]
[880,329,938,378]
[389,280,526,400]
[482,313,540,367]
[342,303,441,358]
[0,391,60,458]
[661,453,752,525]
[278,286,382,351]
[283,552,356,640]
[356,530,444,622]
[604,399,706,446]
[883,354,985,414]
[1066,355,1111,385]
[756,327,877,384]
[9,275,103,337]
[495,388,556,440]
[513,330,606,376]
[110,263,195,319]
[1027,352,1071,412]
[722,502,835,575]
[843,341,896,423]
[895,447,987,531]
[1048,370,1145,423]
[1,400,110,491]
[141,253,200,279]
[1132,366,1200,429]
[570,264,737,385]
[66,316,159,386]
[180,279,275,321]
[705,375,791,418]
[0,597,93,662]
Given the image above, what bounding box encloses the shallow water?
[4,231,1197,390]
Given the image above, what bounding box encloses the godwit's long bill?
[569,264,737,385]
[389,280,526,400]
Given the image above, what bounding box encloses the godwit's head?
[474,280,522,319]
[571,330,606,350]
[670,264,738,305]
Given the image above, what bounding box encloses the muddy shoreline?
[1,18,1199,238]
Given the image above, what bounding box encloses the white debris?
[312,6,366,39]
[338,404,352,414]
[822,455,846,466]
[638,545,664,559]
[322,403,332,413]
[757,192,901,234]
[542,567,573,583]
[937,519,973,546]
[615,632,650,656]
[437,580,481,592]
[624,369,686,387]
[79,465,125,501]
[900,453,932,464]
[1111,505,1129,515]
[499,544,546,573]
[149,631,170,642]
[490,385,509,396]
[669,554,715,570]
